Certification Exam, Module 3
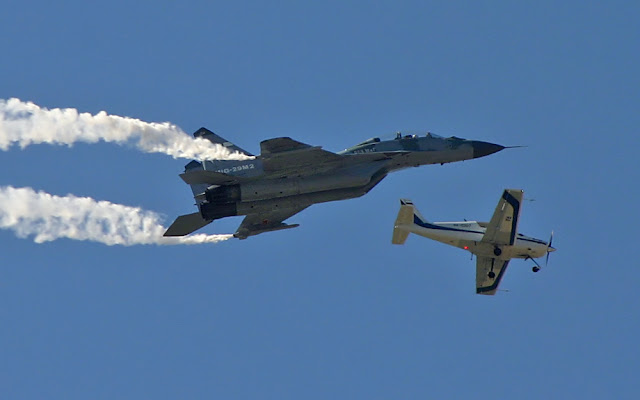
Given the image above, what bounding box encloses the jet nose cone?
[472,141,505,159]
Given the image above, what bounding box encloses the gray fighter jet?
[164,128,506,239]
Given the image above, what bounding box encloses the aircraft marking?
[215,164,256,174]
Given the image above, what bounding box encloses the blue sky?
[1,1,639,398]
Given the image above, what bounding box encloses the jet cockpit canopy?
[341,131,447,154]
[392,131,444,140]
[355,137,381,146]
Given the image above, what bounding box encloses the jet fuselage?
[166,130,506,238]
[190,133,503,222]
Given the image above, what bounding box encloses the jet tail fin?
[392,199,416,244]
[194,127,254,157]
[164,212,212,237]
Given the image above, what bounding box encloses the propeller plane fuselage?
[406,219,552,260]
[392,190,556,295]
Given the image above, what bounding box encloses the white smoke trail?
[0,98,252,161]
[0,186,232,245]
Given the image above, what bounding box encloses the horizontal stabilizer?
[164,212,212,236]
[180,170,244,185]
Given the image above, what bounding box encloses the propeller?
[545,231,555,266]
[530,231,555,273]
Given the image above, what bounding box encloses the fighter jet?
[164,128,506,239]
[391,189,556,295]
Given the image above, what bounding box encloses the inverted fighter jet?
[392,189,556,295]
[165,128,506,239]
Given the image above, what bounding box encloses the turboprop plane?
[391,189,555,295]
[165,128,507,239]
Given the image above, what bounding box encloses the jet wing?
[476,257,510,295]
[481,189,523,246]
[233,206,308,239]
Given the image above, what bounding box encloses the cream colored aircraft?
[392,189,555,295]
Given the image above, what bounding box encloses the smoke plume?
[0,186,231,245]
[0,98,252,161]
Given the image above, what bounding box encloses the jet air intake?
[205,185,241,203]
